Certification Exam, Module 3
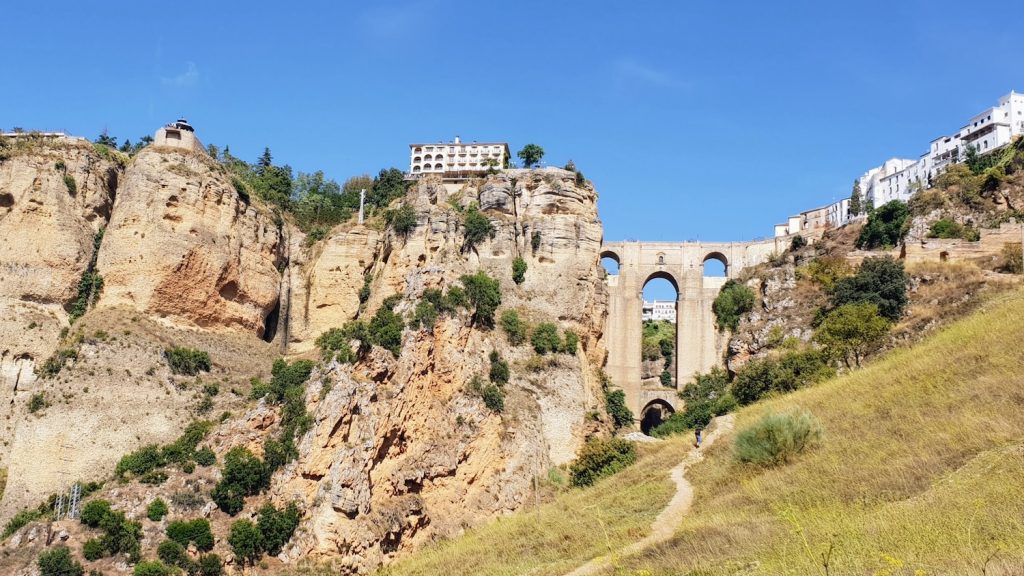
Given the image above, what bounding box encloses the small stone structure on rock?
[154,118,206,154]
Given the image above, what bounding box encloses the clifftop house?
[408,137,509,180]
[154,118,205,155]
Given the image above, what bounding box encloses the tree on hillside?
[831,256,908,321]
[849,180,863,216]
[460,271,501,328]
[814,302,891,367]
[95,130,117,148]
[517,144,545,168]
[856,200,909,250]
[257,147,274,172]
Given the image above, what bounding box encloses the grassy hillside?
[371,437,686,576]
[625,288,1024,575]
[375,288,1024,576]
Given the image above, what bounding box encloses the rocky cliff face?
[0,138,119,459]
[96,148,284,338]
[273,170,608,571]
[0,141,608,575]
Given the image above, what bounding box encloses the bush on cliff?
[461,204,495,252]
[830,256,908,321]
[569,438,637,487]
[712,280,755,332]
[856,200,909,249]
[211,447,268,516]
[500,309,528,345]
[165,346,211,375]
[460,271,501,328]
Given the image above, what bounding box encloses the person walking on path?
[694,427,703,448]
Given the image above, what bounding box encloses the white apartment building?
[777,90,1024,238]
[642,300,676,323]
[858,90,1024,208]
[409,137,510,178]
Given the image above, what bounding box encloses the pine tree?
[849,180,863,216]
[257,147,273,172]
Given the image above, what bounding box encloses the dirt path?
[565,414,736,576]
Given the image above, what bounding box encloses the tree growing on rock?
[517,144,544,168]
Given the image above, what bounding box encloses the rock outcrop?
[271,169,607,570]
[96,148,284,338]
[0,137,119,458]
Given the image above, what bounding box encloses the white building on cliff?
[408,137,510,179]
[776,90,1024,237]
[642,300,676,323]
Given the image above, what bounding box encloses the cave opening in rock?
[263,297,281,343]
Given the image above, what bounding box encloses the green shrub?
[39,348,78,378]
[653,368,733,438]
[211,447,268,516]
[604,389,633,428]
[531,322,561,355]
[831,256,908,321]
[97,510,142,561]
[198,554,223,576]
[814,302,891,367]
[385,204,417,237]
[734,409,823,467]
[511,257,527,284]
[460,271,501,328]
[256,502,301,556]
[115,445,164,480]
[659,370,672,386]
[712,280,755,332]
[732,349,834,405]
[358,275,371,304]
[38,546,83,576]
[165,347,211,375]
[28,392,47,413]
[481,384,505,413]
[500,310,528,345]
[789,234,806,250]
[228,519,262,566]
[569,438,637,487]
[146,498,168,521]
[462,204,495,251]
[368,303,404,356]
[562,330,579,354]
[82,537,106,561]
[488,351,509,385]
[194,446,216,466]
[3,508,41,537]
[157,538,187,566]
[133,560,176,576]
[63,174,77,195]
[80,499,113,528]
[856,200,909,249]
[410,300,439,331]
[166,518,214,551]
[531,230,542,253]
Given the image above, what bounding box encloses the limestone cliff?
[274,170,608,571]
[96,147,284,338]
[0,142,609,576]
[0,137,119,459]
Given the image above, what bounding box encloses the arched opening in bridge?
[641,273,678,390]
[640,400,675,435]
[703,252,728,277]
[600,250,620,276]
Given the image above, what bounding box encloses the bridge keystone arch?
[601,238,789,422]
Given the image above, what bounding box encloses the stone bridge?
[601,237,791,431]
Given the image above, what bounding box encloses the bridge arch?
[639,399,675,434]
[641,270,679,294]
[600,250,621,275]
[702,251,728,277]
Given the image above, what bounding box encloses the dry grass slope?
[369,438,686,576]
[624,288,1024,575]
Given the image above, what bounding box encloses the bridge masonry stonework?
[601,237,791,425]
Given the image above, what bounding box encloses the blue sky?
[3,0,1022,254]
